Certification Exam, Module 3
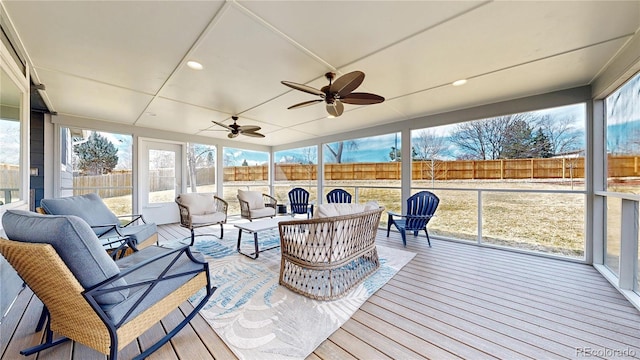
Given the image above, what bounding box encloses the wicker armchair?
[278,204,383,300]
[237,189,277,221]
[176,193,228,245]
[0,210,214,360]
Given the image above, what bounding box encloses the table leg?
[237,229,259,259]
[253,232,260,259]
[236,227,280,260]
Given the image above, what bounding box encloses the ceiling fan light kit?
[282,70,385,117]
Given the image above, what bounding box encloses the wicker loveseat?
[278,203,383,300]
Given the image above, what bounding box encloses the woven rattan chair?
[0,210,214,360]
[387,190,439,247]
[326,188,352,203]
[176,193,228,245]
[237,189,277,221]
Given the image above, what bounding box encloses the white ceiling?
[3,1,639,146]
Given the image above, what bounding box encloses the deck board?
[2,222,640,360]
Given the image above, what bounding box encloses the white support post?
[401,129,411,214]
[477,190,483,244]
[317,144,324,204]
[619,199,639,290]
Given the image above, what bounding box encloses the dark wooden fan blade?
[212,120,233,131]
[331,71,364,98]
[242,131,265,138]
[326,101,344,117]
[340,92,385,105]
[287,99,323,110]
[239,125,261,132]
[281,81,324,97]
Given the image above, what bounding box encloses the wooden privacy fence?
[72,168,217,197]
[35,154,639,194]
[223,164,268,182]
[272,155,638,181]
[413,157,587,180]
[73,171,133,197]
[278,158,589,181]
[0,164,20,187]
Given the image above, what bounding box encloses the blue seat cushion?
[2,210,128,305]
[101,222,157,246]
[102,246,205,325]
[40,193,120,236]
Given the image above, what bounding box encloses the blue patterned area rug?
[179,233,415,360]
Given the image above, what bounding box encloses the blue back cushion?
[2,210,128,304]
[40,193,120,235]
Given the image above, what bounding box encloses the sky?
[269,103,590,163]
[102,101,625,167]
[3,85,635,168]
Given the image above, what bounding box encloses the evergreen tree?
[241,159,249,166]
[501,119,533,159]
[73,132,118,175]
[531,128,554,158]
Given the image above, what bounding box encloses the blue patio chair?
[288,187,313,218]
[326,189,352,203]
[386,191,439,247]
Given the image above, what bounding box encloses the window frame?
[0,35,29,214]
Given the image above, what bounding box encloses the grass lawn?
[100,179,639,260]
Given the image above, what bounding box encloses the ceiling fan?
[210,116,265,138]
[281,70,385,117]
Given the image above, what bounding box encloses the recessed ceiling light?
[186,60,203,70]
[452,79,467,86]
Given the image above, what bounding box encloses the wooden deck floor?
[2,221,640,360]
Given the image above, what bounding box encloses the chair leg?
[35,306,48,332]
[424,229,432,247]
[219,224,224,239]
[21,319,70,356]
[132,284,215,360]
[400,229,407,247]
[386,221,392,237]
[190,229,195,246]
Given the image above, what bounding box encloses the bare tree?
[223,151,236,166]
[450,114,531,160]
[606,75,640,154]
[186,144,216,192]
[413,129,446,160]
[413,129,447,186]
[324,141,358,163]
[532,114,581,155]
